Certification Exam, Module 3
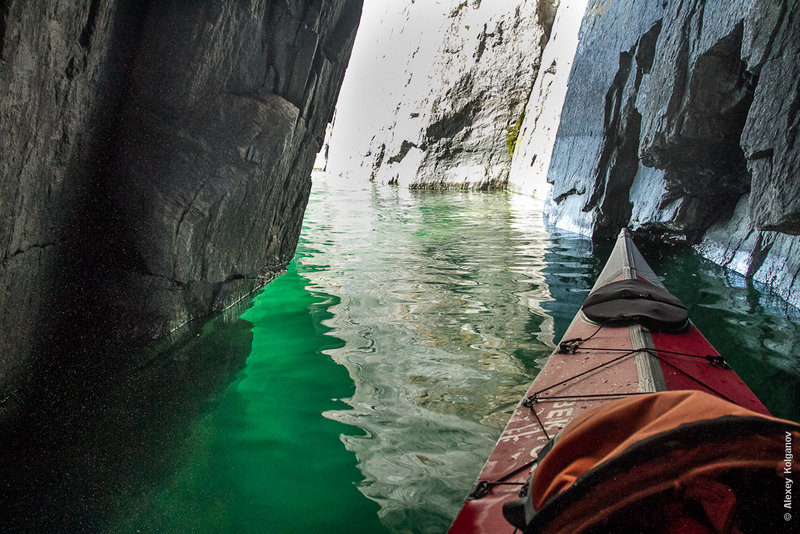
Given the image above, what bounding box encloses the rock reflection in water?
[0,302,254,532]
[305,177,555,531]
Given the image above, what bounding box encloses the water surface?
[109,178,800,532]
[4,177,799,533]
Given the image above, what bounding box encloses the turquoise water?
[3,177,799,533]
[108,256,384,533]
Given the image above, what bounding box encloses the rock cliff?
[507,0,587,198]
[326,0,558,189]
[326,0,800,305]
[539,0,800,305]
[0,0,361,421]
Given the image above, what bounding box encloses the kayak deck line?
[528,345,741,409]
[449,228,778,533]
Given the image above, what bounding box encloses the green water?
[108,257,384,533]
[108,180,559,533]
[3,177,799,533]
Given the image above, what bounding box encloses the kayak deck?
[449,230,770,533]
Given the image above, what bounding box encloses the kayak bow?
[449,229,799,533]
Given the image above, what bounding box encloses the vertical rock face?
[326,0,558,189]
[544,1,666,236]
[507,0,588,198]
[0,0,362,419]
[740,0,800,233]
[544,0,800,305]
[0,0,144,413]
[104,0,362,340]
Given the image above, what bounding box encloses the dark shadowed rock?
[0,0,362,422]
[0,0,146,420]
[638,1,755,223]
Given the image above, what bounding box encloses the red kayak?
[449,229,799,533]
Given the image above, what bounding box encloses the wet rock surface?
[544,0,800,304]
[0,0,361,420]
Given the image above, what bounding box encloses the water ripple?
[301,178,555,532]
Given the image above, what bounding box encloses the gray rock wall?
[104,0,361,340]
[0,0,362,420]
[544,0,800,305]
[326,0,557,189]
[411,0,558,189]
